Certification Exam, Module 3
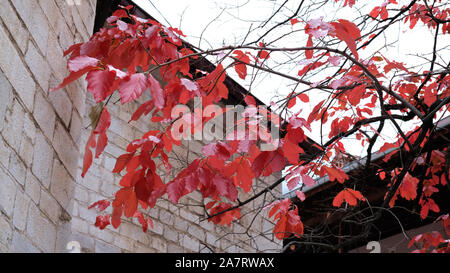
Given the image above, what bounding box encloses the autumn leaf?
[233,50,250,80]
[330,19,361,59]
[399,172,419,200]
[332,188,365,207]
[305,35,314,59]
[89,200,111,211]
[86,70,116,103]
[68,55,99,72]
[323,166,349,183]
[119,73,149,104]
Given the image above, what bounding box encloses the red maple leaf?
[332,188,365,207]
[324,166,349,183]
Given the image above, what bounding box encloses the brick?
[206,232,219,248]
[188,225,205,241]
[8,153,26,186]
[74,185,89,203]
[25,170,41,204]
[66,82,86,119]
[13,190,31,231]
[88,225,114,244]
[40,189,61,224]
[150,236,167,252]
[174,217,189,232]
[11,0,49,54]
[77,204,97,223]
[0,137,10,168]
[75,0,95,36]
[3,100,25,151]
[163,227,179,242]
[181,235,199,252]
[46,32,66,82]
[71,5,89,40]
[109,117,135,141]
[71,217,88,234]
[150,220,164,236]
[22,114,36,143]
[69,110,83,146]
[33,91,56,140]
[26,204,57,252]
[32,133,54,188]
[0,216,12,246]
[19,130,35,168]
[168,243,184,253]
[25,41,51,92]
[119,222,149,245]
[114,236,134,251]
[10,232,40,253]
[57,230,95,253]
[49,88,73,127]
[0,1,29,53]
[0,72,13,132]
[38,0,61,28]
[95,240,120,253]
[82,171,101,192]
[0,168,17,217]
[53,121,79,178]
[0,25,35,112]
[180,209,199,223]
[50,159,74,209]
[159,209,174,226]
[54,0,75,35]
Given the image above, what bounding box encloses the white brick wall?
[0,0,282,253]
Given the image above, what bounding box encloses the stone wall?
[0,0,282,253]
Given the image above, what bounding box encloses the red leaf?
[399,172,419,200]
[202,142,231,161]
[113,153,134,173]
[208,203,241,227]
[290,18,300,25]
[244,95,256,106]
[94,108,111,134]
[330,19,360,59]
[148,74,165,109]
[298,93,310,103]
[302,174,316,187]
[333,188,365,207]
[346,85,366,105]
[86,70,116,103]
[95,132,108,158]
[68,55,99,72]
[305,35,314,59]
[233,50,250,80]
[88,200,111,211]
[166,179,186,204]
[295,190,306,201]
[94,215,110,230]
[113,188,138,218]
[119,73,148,104]
[81,133,95,178]
[324,166,349,183]
[50,67,94,92]
[370,7,381,18]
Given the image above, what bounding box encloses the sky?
[130,0,449,193]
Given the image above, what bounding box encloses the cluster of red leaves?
[388,149,447,220]
[268,199,304,240]
[51,2,450,245]
[82,108,111,177]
